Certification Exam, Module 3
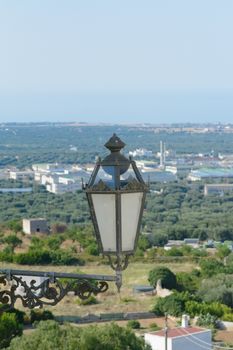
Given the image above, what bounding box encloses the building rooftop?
[23,218,46,222]
[190,168,233,178]
[148,327,208,339]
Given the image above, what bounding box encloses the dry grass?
[0,261,196,317]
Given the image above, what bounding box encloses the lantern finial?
[104,134,125,153]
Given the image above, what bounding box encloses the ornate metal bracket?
[107,255,130,292]
[107,255,129,272]
[0,269,116,310]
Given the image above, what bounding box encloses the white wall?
[144,334,172,350]
[22,219,31,234]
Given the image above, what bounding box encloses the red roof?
[148,327,208,338]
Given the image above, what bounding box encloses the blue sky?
[0,1,233,123]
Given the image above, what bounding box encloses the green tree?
[185,300,230,318]
[152,292,190,317]
[0,312,23,349]
[196,313,218,329]
[6,220,22,233]
[176,270,201,293]
[197,274,233,307]
[137,235,151,251]
[199,259,225,277]
[217,245,231,259]
[4,235,22,252]
[8,320,151,350]
[148,266,177,289]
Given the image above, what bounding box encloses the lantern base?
[107,255,130,272]
[106,255,130,292]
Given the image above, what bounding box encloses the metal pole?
[115,269,122,293]
[165,313,168,350]
[0,268,117,282]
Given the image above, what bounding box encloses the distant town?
[1,129,233,195]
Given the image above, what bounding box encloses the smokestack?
[160,141,163,167]
[163,142,166,165]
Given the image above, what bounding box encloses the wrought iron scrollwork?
[123,177,146,191]
[107,255,129,272]
[92,180,112,191]
[0,273,109,309]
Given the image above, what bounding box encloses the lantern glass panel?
[121,192,144,252]
[94,166,115,189]
[120,164,140,188]
[91,193,117,252]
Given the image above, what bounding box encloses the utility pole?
[165,313,168,350]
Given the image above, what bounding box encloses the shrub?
[0,312,23,348]
[185,301,230,318]
[85,242,99,256]
[0,250,13,262]
[127,320,141,329]
[13,249,84,266]
[165,247,183,257]
[148,266,177,290]
[13,250,52,265]
[4,235,22,250]
[76,296,98,306]
[199,259,225,277]
[30,310,54,324]
[6,220,22,233]
[149,322,160,331]
[50,250,83,265]
[222,313,233,322]
[6,308,26,325]
[176,270,201,293]
[47,236,64,250]
[196,313,218,329]
[217,245,231,259]
[152,292,190,317]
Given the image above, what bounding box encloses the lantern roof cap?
[104,134,125,153]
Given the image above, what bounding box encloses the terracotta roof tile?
[148,327,208,338]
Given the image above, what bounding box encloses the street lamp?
[0,134,147,308]
[84,134,148,290]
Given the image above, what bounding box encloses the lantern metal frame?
[84,134,148,275]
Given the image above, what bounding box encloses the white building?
[46,180,81,194]
[23,218,49,234]
[9,170,34,181]
[33,162,90,194]
[129,148,153,158]
[204,183,233,196]
[145,316,212,350]
[164,240,184,250]
[136,160,157,170]
[164,239,200,250]
[165,166,177,174]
